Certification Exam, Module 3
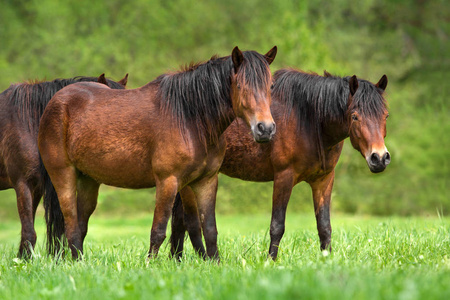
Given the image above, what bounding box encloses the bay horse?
[170,69,390,260]
[0,73,127,258]
[39,46,277,260]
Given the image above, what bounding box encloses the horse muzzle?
[253,121,276,143]
[367,151,391,173]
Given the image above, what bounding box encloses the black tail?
[40,158,65,255]
[170,193,187,260]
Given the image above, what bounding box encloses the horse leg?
[50,166,81,259]
[309,170,335,252]
[179,186,206,258]
[15,181,37,259]
[76,175,100,244]
[190,175,219,260]
[148,176,178,258]
[268,169,295,260]
[170,193,187,260]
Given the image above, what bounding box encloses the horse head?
[230,46,277,143]
[347,75,390,173]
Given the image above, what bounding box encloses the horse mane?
[272,68,387,168]
[156,51,272,145]
[5,76,124,135]
[272,68,387,128]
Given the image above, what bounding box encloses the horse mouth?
[254,135,272,143]
[368,164,387,173]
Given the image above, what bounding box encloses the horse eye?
[386,114,389,119]
[270,83,274,90]
[237,84,241,90]
[352,114,358,121]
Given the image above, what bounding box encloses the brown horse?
[170,69,390,260]
[39,46,277,260]
[0,74,127,258]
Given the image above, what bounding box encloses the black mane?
[156,51,272,145]
[4,76,124,134]
[272,69,387,129]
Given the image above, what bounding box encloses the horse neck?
[320,117,350,149]
[152,75,235,147]
[216,108,236,137]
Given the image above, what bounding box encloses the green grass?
[0,214,449,299]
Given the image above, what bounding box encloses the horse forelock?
[345,78,388,119]
[237,51,272,92]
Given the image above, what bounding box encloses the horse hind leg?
[170,193,187,260]
[76,174,100,245]
[15,181,38,259]
[178,187,206,259]
[190,175,220,261]
[48,166,82,259]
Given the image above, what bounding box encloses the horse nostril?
[269,122,276,134]
[383,152,391,165]
[370,153,380,165]
[257,123,265,133]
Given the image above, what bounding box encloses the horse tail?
[170,193,186,259]
[40,158,65,256]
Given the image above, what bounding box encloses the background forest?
[0,0,448,218]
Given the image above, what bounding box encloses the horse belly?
[70,139,156,189]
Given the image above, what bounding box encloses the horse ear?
[232,46,244,73]
[98,73,108,85]
[376,74,388,91]
[349,75,359,96]
[324,70,332,77]
[118,73,128,87]
[264,46,277,65]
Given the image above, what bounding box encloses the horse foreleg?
[268,169,295,260]
[310,170,335,252]
[191,175,219,260]
[76,175,100,244]
[15,181,38,259]
[149,176,178,258]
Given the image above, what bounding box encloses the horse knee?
[150,229,167,247]
[203,226,218,241]
[270,222,285,240]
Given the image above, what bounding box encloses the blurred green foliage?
[0,0,448,217]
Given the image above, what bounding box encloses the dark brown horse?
[170,69,390,260]
[39,46,277,260]
[0,74,127,258]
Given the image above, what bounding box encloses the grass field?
[0,213,449,299]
